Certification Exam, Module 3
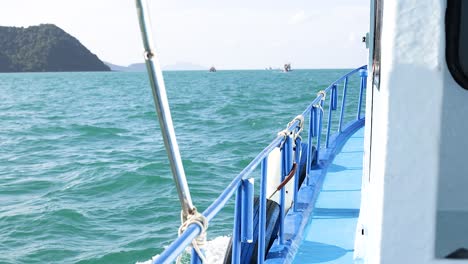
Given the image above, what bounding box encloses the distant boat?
[209,66,216,72]
[283,63,292,72]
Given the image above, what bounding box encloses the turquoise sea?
[0,69,362,263]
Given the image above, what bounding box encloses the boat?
[209,66,216,72]
[282,63,292,72]
[135,0,468,263]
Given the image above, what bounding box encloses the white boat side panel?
[437,73,468,211]
[435,45,468,258]
[361,0,468,263]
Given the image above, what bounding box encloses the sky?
[1,0,370,69]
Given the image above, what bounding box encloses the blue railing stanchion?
[293,137,301,212]
[241,178,254,243]
[306,108,315,185]
[279,135,290,245]
[258,158,268,264]
[338,77,349,132]
[286,135,294,174]
[332,85,338,110]
[316,99,324,158]
[150,65,367,264]
[311,106,317,139]
[231,184,242,264]
[326,85,337,148]
[357,69,368,120]
[190,248,203,264]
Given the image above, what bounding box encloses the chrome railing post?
[135,0,195,218]
[258,158,268,264]
[338,77,349,132]
[357,69,368,120]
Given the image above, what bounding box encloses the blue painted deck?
[292,127,364,264]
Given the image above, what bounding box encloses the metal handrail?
[151,65,368,264]
[135,0,195,218]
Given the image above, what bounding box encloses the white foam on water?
[136,236,231,264]
[204,236,231,263]
[136,255,158,264]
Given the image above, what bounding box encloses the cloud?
[289,11,308,25]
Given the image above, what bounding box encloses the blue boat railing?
[153,65,368,264]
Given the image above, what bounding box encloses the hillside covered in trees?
[0,24,110,72]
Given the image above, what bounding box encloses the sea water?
[0,69,362,263]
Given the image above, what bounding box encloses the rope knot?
[177,208,208,263]
[277,129,290,138]
[288,115,304,141]
[313,90,327,115]
[317,90,326,101]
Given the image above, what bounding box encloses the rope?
[277,129,289,138]
[288,115,304,141]
[313,90,327,114]
[317,90,326,101]
[277,129,290,150]
[176,209,208,263]
[268,162,298,199]
[277,114,305,149]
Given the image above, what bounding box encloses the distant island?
[163,62,206,71]
[0,24,110,72]
[105,62,146,72]
[105,61,207,72]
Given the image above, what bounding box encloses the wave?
[136,236,230,264]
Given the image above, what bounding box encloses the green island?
[0,24,110,72]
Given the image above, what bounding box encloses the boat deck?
[292,127,364,264]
